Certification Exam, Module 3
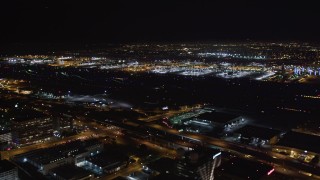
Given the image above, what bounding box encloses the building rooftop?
[86,152,127,170]
[215,158,274,179]
[0,160,17,174]
[148,157,176,174]
[0,130,11,135]
[11,110,46,123]
[195,111,240,124]
[235,125,282,140]
[112,176,128,180]
[153,173,187,180]
[51,164,93,180]
[128,171,149,180]
[175,148,221,178]
[28,153,67,165]
[19,139,102,165]
[277,131,320,154]
[148,149,221,178]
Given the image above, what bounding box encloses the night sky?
[1,0,320,43]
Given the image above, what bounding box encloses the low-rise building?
[50,164,93,180]
[235,125,282,146]
[15,139,103,175]
[215,158,274,180]
[80,150,128,175]
[274,131,320,163]
[183,111,244,133]
[0,160,19,180]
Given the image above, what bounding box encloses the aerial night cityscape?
[0,1,320,180]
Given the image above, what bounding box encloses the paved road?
[0,130,95,160]
[147,123,320,179]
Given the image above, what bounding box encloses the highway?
[146,123,320,179]
[2,108,319,179]
[83,117,320,179]
[79,113,320,179]
[0,130,96,160]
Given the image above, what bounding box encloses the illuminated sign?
[267,168,275,175]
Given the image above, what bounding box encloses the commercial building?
[234,125,282,146]
[80,152,128,175]
[175,149,221,180]
[11,112,54,146]
[148,149,221,180]
[0,130,12,150]
[170,107,244,133]
[0,130,12,144]
[147,157,175,175]
[54,115,74,132]
[170,108,213,125]
[0,160,19,180]
[215,158,274,179]
[182,111,243,133]
[194,111,243,130]
[14,139,103,175]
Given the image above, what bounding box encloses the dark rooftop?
[112,176,128,180]
[0,160,17,173]
[152,173,188,180]
[51,164,92,180]
[11,110,46,122]
[215,158,274,179]
[195,112,240,124]
[148,157,176,174]
[20,139,102,165]
[86,152,128,169]
[0,130,11,135]
[235,125,282,140]
[277,131,320,154]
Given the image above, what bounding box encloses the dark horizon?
[1,0,320,44]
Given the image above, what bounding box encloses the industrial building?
[170,107,244,133]
[182,111,243,133]
[14,139,103,175]
[49,164,93,180]
[81,152,128,175]
[194,111,243,130]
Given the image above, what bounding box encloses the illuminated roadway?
[81,117,320,179]
[0,130,96,160]
[147,123,320,179]
[78,112,320,179]
[2,109,318,179]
